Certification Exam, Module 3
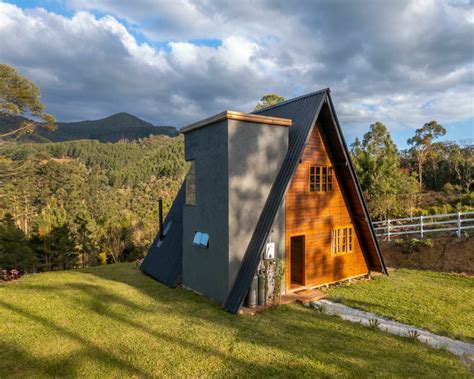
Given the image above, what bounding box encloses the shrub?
[395,237,433,254]
[98,252,107,265]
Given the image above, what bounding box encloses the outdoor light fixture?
[193,231,209,248]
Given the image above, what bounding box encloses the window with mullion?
[309,165,332,192]
[331,226,354,255]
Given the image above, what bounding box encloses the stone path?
[312,299,474,367]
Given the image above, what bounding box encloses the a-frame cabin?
[141,88,387,314]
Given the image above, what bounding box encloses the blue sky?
[1,0,473,148]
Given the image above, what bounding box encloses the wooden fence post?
[387,219,391,242]
[420,216,424,238]
[457,212,461,238]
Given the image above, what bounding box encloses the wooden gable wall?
[285,121,369,290]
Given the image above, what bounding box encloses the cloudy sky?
[0,0,472,147]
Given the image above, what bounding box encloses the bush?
[98,252,107,265]
[395,238,433,254]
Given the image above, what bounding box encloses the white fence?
[373,211,474,240]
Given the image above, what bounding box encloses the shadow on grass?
[0,264,468,377]
[0,299,148,377]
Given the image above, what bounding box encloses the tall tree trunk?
[418,150,425,191]
[23,192,30,236]
[418,157,422,190]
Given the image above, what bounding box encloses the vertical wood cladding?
[285,122,369,290]
[290,235,305,285]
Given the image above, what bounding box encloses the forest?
[1,123,471,274]
[0,65,472,274]
[0,136,187,272]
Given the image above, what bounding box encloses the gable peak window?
[309,164,333,192]
[185,160,196,205]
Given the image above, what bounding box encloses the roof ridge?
[252,88,330,114]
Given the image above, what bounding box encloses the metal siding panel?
[140,183,185,287]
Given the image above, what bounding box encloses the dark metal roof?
[223,89,386,313]
[140,184,184,287]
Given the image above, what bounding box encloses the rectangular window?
[309,165,333,192]
[331,226,354,255]
[185,161,196,205]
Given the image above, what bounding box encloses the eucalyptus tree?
[407,121,446,190]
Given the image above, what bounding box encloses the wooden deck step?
[281,289,326,305]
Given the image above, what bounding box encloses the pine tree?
[0,214,36,271]
[352,122,419,219]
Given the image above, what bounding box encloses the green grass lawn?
[0,264,470,378]
[327,269,474,342]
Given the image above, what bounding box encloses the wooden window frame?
[185,160,196,206]
[331,225,354,255]
[308,164,333,193]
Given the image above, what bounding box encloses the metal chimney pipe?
[158,198,164,240]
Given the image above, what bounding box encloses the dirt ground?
[381,234,474,276]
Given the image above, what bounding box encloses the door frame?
[287,234,306,292]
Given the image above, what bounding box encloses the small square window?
[309,165,332,192]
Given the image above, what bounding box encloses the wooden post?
[387,219,391,242]
[420,216,424,239]
[457,212,461,238]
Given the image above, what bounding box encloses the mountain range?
[0,112,178,143]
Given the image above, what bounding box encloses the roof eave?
[180,110,292,134]
[324,92,388,274]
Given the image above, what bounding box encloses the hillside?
[0,136,187,268]
[0,113,178,143]
[0,263,469,377]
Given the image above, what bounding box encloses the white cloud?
[0,0,472,144]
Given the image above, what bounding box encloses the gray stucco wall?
[182,117,289,304]
[228,120,288,291]
[182,120,229,303]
